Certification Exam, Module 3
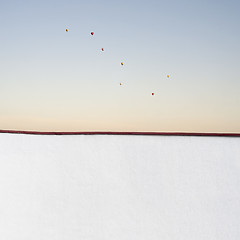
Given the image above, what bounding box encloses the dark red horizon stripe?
[0,130,240,137]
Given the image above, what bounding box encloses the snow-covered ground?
[0,133,239,240]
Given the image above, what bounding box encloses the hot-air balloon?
[121,62,124,66]
[152,93,154,96]
[66,28,69,32]
[91,32,94,35]
[167,75,170,78]
[120,83,123,86]
[101,48,104,51]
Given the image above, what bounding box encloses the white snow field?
[0,133,239,240]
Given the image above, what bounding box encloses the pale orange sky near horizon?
[1,0,240,133]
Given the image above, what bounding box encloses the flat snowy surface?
[0,134,239,240]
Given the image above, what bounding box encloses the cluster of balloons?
[152,75,171,96]
[65,28,171,96]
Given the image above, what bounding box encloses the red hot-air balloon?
[91,32,94,35]
[152,93,154,96]
[101,48,104,51]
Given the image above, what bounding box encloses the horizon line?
[0,130,240,137]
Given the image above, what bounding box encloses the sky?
[0,0,240,132]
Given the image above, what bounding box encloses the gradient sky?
[1,0,240,132]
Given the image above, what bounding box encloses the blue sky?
[0,0,240,132]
